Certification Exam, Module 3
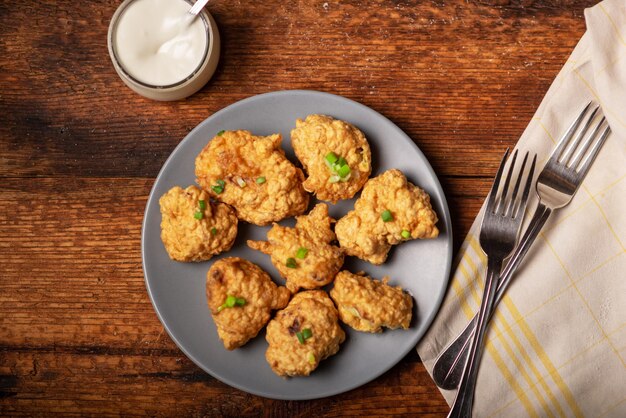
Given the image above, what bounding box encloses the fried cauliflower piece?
[159,185,238,262]
[195,130,309,226]
[330,271,413,332]
[247,204,344,293]
[335,169,438,264]
[206,258,290,350]
[265,290,345,377]
[291,115,371,203]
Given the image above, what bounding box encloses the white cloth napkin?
[417,1,626,417]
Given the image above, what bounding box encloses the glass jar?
[107,0,220,101]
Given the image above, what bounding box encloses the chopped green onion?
[217,130,225,136]
[256,176,266,184]
[325,152,351,183]
[325,152,338,165]
[302,328,312,339]
[337,164,351,178]
[235,297,246,306]
[296,247,308,259]
[296,328,312,344]
[286,257,297,269]
[198,200,207,210]
[308,353,316,365]
[194,211,203,220]
[210,227,217,236]
[401,229,411,239]
[217,294,239,312]
[212,180,225,194]
[236,177,246,188]
[381,210,393,222]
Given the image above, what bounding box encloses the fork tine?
[486,148,510,214]
[505,151,528,217]
[576,124,611,179]
[551,101,592,161]
[569,116,605,169]
[513,153,537,219]
[496,149,518,215]
[560,105,600,164]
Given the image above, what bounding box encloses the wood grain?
[0,0,592,178]
[0,350,447,417]
[0,0,595,415]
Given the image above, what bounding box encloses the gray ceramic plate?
[142,90,452,400]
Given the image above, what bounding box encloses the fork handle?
[433,203,552,390]
[496,202,551,302]
[447,258,501,418]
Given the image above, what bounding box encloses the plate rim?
[141,89,453,400]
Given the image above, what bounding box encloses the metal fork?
[434,102,612,391]
[448,149,536,418]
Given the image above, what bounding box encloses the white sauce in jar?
[113,0,208,86]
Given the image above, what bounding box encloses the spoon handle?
[189,0,210,16]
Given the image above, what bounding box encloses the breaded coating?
[265,290,345,377]
[330,271,413,332]
[291,115,371,203]
[206,258,290,350]
[195,130,310,226]
[247,204,344,293]
[335,169,439,264]
[159,186,238,262]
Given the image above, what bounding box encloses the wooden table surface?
[0,0,596,416]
